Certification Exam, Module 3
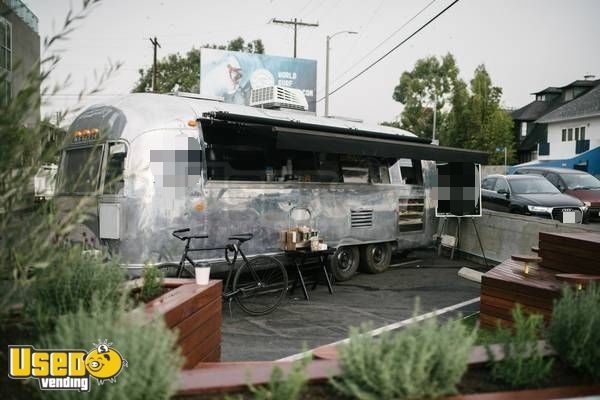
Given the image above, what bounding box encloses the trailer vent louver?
[350,209,373,228]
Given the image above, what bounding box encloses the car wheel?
[330,246,360,281]
[360,243,392,274]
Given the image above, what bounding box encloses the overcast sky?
[27,0,600,126]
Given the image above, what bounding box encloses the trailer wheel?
[330,246,360,281]
[360,243,392,274]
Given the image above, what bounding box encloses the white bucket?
[194,266,211,285]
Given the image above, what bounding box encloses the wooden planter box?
[173,341,600,398]
[143,278,222,369]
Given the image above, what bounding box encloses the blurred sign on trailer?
[199,48,317,111]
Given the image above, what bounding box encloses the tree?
[133,37,265,93]
[391,53,459,139]
[443,65,514,164]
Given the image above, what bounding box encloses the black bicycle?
[159,228,288,316]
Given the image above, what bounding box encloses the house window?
[580,126,586,140]
[0,16,12,106]
[520,122,527,137]
[575,127,580,141]
[562,129,567,141]
[564,88,574,101]
[568,128,573,141]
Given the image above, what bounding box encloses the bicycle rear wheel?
[232,255,288,316]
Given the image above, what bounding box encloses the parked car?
[481,174,586,223]
[513,166,600,221]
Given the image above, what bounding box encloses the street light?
[325,30,358,117]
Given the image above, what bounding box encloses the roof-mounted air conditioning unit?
[250,86,309,111]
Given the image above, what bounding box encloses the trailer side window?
[391,159,423,185]
[103,142,127,195]
[340,155,390,184]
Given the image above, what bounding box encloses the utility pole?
[272,18,319,58]
[149,37,161,92]
[325,30,357,117]
[432,92,438,145]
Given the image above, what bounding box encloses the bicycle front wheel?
[232,255,288,316]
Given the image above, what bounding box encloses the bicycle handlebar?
[172,228,208,241]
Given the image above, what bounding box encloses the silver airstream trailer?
[55,92,486,279]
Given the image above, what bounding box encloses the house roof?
[531,87,561,95]
[536,84,600,124]
[512,100,555,121]
[560,79,600,89]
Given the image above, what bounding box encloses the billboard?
[200,48,317,111]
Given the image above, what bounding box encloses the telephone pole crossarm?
[271,18,319,58]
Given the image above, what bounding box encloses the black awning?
[199,111,488,163]
[202,111,431,144]
[274,127,488,163]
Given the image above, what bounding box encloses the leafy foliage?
[247,356,310,400]
[442,65,514,164]
[487,306,553,388]
[548,283,600,381]
[133,37,265,93]
[40,301,183,400]
[139,265,164,303]
[391,53,459,139]
[0,0,121,323]
[332,317,475,400]
[26,249,126,331]
[390,54,514,164]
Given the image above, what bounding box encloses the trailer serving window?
[203,123,397,184]
[57,146,103,194]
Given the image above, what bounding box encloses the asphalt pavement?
[221,249,485,361]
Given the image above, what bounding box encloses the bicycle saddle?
[228,233,253,243]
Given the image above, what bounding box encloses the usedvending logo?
[8,340,127,392]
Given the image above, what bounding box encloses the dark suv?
[513,167,600,221]
[481,174,586,223]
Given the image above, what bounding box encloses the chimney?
[584,74,596,80]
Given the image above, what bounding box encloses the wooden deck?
[480,231,600,328]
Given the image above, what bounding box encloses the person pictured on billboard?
[200,49,317,111]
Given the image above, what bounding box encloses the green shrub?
[332,316,475,400]
[40,301,183,400]
[140,265,164,303]
[247,356,310,400]
[548,283,600,381]
[27,249,126,331]
[487,305,553,388]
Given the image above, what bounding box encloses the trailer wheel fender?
[360,242,392,274]
[330,246,360,281]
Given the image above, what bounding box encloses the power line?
[328,0,438,91]
[317,0,460,103]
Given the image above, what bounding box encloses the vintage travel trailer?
[55,92,486,279]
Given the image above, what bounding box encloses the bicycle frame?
[176,239,261,300]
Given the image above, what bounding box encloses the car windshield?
[561,173,600,190]
[509,178,560,194]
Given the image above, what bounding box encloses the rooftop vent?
[584,74,596,81]
[250,86,309,111]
